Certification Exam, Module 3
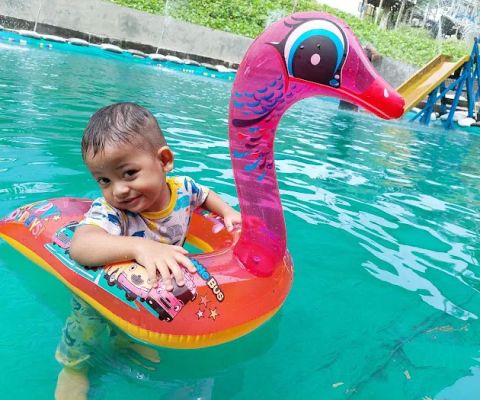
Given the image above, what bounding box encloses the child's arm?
[202,190,241,231]
[70,225,195,290]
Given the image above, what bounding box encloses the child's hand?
[133,240,196,291]
[202,191,242,232]
[223,209,242,232]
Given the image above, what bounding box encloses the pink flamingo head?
[229,12,404,276]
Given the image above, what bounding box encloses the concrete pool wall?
[0,0,418,85]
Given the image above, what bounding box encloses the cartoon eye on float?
[275,18,348,88]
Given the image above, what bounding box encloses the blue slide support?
[410,38,480,129]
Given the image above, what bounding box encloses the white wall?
[316,0,363,17]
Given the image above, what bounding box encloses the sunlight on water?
[1,39,480,400]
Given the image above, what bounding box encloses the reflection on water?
[0,40,480,399]
[281,101,480,324]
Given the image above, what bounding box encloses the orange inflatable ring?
[0,199,275,348]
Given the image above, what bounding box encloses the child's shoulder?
[91,197,111,209]
[168,175,205,191]
[83,197,129,229]
[168,175,194,182]
[168,175,196,189]
[90,197,123,214]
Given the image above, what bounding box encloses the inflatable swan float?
[0,12,404,348]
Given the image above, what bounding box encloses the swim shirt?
[80,176,209,246]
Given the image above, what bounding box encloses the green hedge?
[109,0,468,66]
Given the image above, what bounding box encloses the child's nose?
[113,182,130,198]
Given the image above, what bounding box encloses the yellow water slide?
[397,54,470,114]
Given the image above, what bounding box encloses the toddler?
[55,102,241,399]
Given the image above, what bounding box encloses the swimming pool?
[1,34,480,400]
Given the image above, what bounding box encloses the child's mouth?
[121,196,141,207]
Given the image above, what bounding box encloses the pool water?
[1,39,480,400]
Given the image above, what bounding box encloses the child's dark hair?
[82,102,166,159]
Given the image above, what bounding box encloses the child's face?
[85,142,173,213]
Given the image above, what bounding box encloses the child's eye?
[124,170,138,179]
[97,177,110,186]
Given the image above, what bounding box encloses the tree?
[395,0,407,28]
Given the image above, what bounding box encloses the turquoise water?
[1,37,480,400]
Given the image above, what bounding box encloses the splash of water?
[33,0,42,32]
[156,0,172,54]
[265,9,287,28]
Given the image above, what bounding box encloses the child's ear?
[157,146,174,172]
